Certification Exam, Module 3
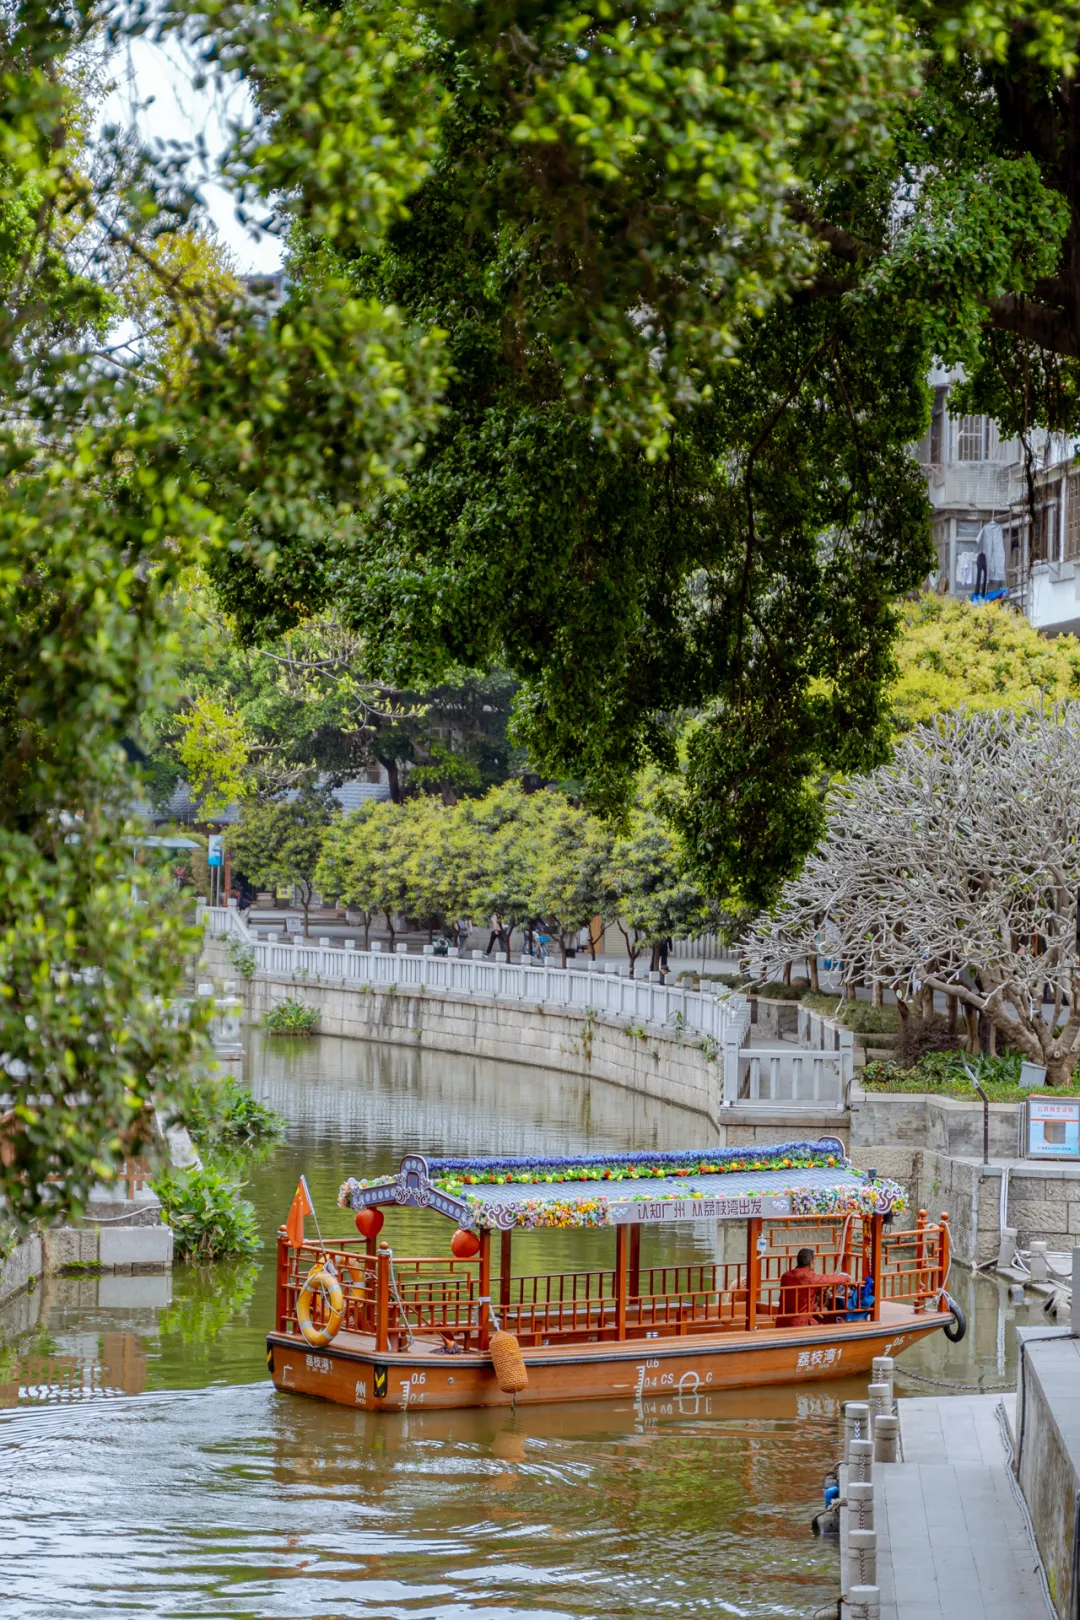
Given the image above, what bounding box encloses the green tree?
[526,796,612,967]
[604,802,718,977]
[213,0,1080,909]
[891,595,1080,732]
[225,790,333,934]
[315,797,445,944]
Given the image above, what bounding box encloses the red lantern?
[355,1207,384,1239]
[450,1227,481,1259]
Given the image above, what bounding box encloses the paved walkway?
[872,1395,1051,1620]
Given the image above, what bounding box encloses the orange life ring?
[296,1262,344,1348]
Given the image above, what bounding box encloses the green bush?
[803,992,901,1035]
[152,1165,262,1259]
[750,979,810,1001]
[176,1072,285,1149]
[861,1050,1080,1100]
[225,936,257,980]
[263,997,320,1035]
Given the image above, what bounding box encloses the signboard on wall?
[1025,1096,1080,1160]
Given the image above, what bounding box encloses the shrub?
[895,1013,961,1068]
[861,1050,1080,1100]
[225,936,257,980]
[263,997,319,1035]
[152,1165,262,1259]
[750,978,809,1001]
[176,1072,285,1149]
[803,993,901,1036]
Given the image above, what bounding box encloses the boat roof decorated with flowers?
[337,1139,907,1232]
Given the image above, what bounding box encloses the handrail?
[275,1222,947,1347]
[200,902,750,1047]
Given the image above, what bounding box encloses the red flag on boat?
[284,1176,314,1249]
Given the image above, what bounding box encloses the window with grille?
[1067,473,1080,561]
[1031,486,1060,563]
[955,415,994,461]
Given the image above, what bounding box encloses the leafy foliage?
[317,782,716,967]
[151,1164,262,1259]
[175,1072,285,1148]
[859,1052,1075,1101]
[225,788,333,930]
[225,935,257,980]
[891,595,1080,732]
[263,998,320,1035]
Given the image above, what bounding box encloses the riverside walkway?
[874,1395,1050,1620]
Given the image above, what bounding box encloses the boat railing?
[276,1218,951,1350]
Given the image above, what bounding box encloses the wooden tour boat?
[267,1137,964,1412]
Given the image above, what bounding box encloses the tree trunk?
[872,980,883,1007]
[964,1006,979,1051]
[384,757,403,803]
[947,995,958,1036]
[782,961,792,986]
[504,923,514,963]
[809,955,820,992]
[363,913,370,949]
[1045,1049,1078,1087]
[384,909,395,947]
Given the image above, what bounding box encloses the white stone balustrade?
[199,905,850,1109]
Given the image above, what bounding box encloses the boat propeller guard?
[297,1260,344,1348]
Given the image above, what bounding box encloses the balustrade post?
[722,1032,741,1105]
[478,1229,492,1350]
[870,1214,884,1321]
[746,1217,761,1332]
[615,1224,628,1340]
[375,1244,391,1354]
[276,1227,290,1333]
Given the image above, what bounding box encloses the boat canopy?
[337,1139,907,1232]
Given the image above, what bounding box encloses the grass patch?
[861,1050,1080,1101]
[803,992,901,1035]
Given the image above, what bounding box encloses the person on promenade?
[776,1247,853,1328]
[484,914,504,956]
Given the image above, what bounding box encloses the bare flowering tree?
[752,706,1080,1085]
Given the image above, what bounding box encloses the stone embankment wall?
[1015,1328,1080,1620]
[205,936,847,1147]
[851,1086,1080,1264]
[0,1222,173,1309]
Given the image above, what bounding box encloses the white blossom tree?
[752,705,1080,1085]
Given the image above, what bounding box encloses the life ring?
[297,1262,344,1348]
[941,1293,967,1343]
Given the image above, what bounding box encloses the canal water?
[0,1033,1045,1619]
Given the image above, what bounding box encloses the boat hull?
[267,1309,950,1412]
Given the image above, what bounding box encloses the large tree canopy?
[207,0,1080,908]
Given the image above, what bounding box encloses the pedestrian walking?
[484,913,504,956]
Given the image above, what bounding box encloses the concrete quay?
[868,1395,1051,1620]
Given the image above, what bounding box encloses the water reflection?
[0,1031,1047,1616]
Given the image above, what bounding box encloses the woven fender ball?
[450,1227,481,1259]
[489,1330,529,1393]
[355,1208,384,1239]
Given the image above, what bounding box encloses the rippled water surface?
[0,1033,1043,1618]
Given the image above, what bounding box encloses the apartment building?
[916,366,1080,635]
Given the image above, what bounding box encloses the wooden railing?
[275,1216,950,1352]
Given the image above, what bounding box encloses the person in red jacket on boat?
[777,1248,854,1328]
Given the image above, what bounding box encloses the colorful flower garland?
[431,1150,841,1199]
